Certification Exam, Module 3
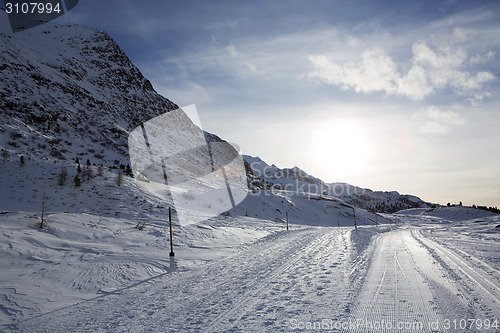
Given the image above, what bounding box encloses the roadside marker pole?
[337,215,340,227]
[169,207,175,257]
[353,207,357,230]
[286,212,289,230]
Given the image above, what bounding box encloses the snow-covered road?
[348,229,450,332]
[11,223,500,332]
[15,227,358,332]
[346,227,500,332]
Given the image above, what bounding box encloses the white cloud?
[226,44,257,74]
[416,106,465,135]
[470,50,495,64]
[426,106,464,125]
[411,41,496,93]
[468,91,492,106]
[456,71,495,91]
[346,35,363,48]
[307,41,496,102]
[397,65,433,100]
[227,44,239,57]
[308,49,399,95]
[411,41,466,69]
[453,27,469,42]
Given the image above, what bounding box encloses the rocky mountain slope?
[0,24,178,165]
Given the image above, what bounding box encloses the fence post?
[169,207,175,257]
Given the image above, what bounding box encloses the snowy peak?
[243,155,431,213]
[0,24,178,164]
[243,155,324,190]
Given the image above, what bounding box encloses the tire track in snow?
[201,228,353,332]
[345,229,447,332]
[16,227,353,332]
[412,229,500,320]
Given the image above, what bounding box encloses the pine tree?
[19,155,25,167]
[125,164,134,177]
[58,164,68,186]
[39,194,46,229]
[116,170,123,186]
[1,149,7,164]
[74,174,81,187]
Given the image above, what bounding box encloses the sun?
[308,119,373,182]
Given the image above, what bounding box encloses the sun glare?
[308,119,373,181]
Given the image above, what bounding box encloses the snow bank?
[423,206,498,222]
[350,225,393,256]
[0,210,280,326]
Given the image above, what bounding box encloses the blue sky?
[8,0,500,206]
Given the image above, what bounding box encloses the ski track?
[413,230,500,322]
[15,227,357,332]
[345,229,448,332]
[345,228,500,333]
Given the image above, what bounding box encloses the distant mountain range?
[243,155,432,213]
[1,24,432,214]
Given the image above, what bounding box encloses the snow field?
[14,226,388,332]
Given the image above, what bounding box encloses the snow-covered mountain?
[0,24,180,164]
[243,155,432,213]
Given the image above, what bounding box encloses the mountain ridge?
[243,154,433,213]
[0,23,178,164]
